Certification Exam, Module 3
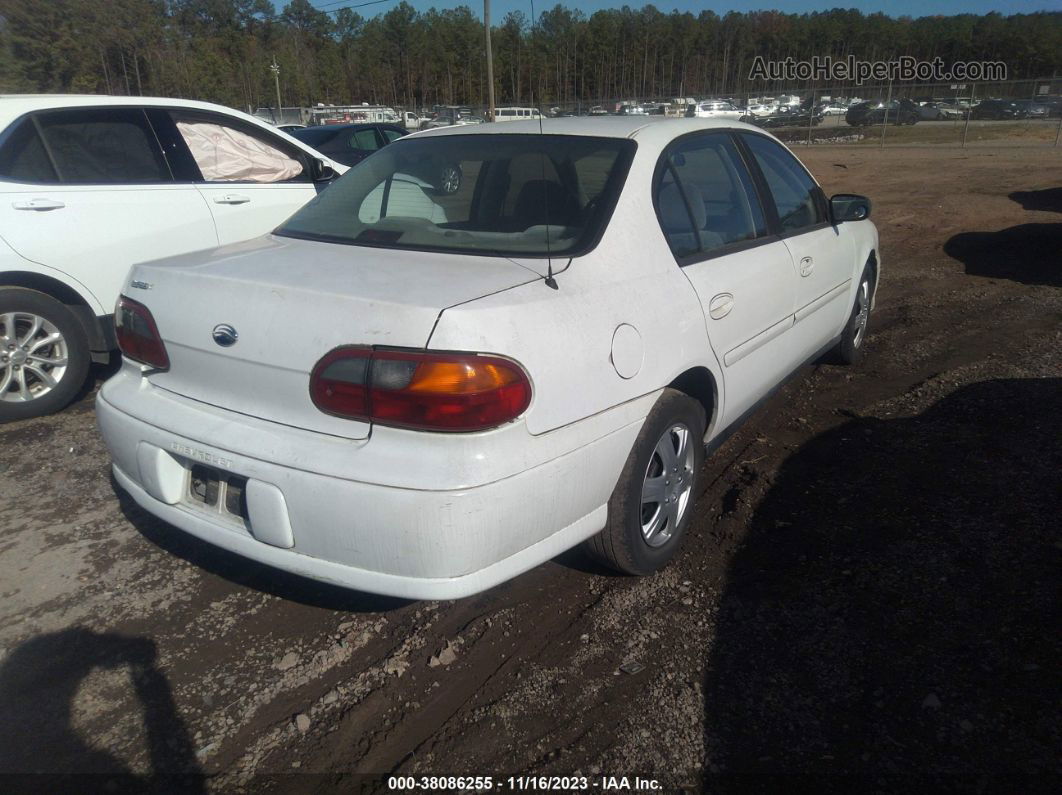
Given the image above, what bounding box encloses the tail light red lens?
[115,296,169,370]
[310,347,531,432]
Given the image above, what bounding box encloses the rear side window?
[0,118,58,183]
[655,132,767,258]
[742,134,826,233]
[350,129,379,151]
[35,108,170,184]
[381,128,404,143]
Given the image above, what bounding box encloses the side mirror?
[830,193,871,223]
[311,158,337,183]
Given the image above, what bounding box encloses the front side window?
[31,108,170,184]
[278,134,634,257]
[173,114,305,183]
[655,132,767,258]
[742,133,825,233]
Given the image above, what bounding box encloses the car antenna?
[529,0,558,290]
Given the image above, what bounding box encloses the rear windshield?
[276,133,635,257]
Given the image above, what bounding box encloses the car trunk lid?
[131,235,539,440]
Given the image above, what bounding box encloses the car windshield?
[277,133,635,257]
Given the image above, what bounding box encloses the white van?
[493,107,543,122]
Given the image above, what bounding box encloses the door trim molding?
[794,278,851,324]
[722,313,795,367]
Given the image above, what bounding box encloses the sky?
[304,0,1061,20]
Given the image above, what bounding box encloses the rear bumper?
[97,374,651,600]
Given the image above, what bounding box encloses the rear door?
[655,131,800,427]
[739,132,855,360]
[0,107,217,312]
[152,108,318,247]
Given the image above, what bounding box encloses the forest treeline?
[1,1,1060,111]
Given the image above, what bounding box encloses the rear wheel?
[0,288,90,422]
[585,389,706,575]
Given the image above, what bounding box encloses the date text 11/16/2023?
[387,775,663,791]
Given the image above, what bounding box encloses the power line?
[312,0,393,14]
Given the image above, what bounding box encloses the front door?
[740,133,856,360]
[152,109,318,247]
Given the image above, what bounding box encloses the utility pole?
[484,1,496,122]
[270,56,282,124]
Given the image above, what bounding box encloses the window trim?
[735,130,831,239]
[0,107,174,186]
[651,129,778,267]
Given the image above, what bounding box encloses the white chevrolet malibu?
[97,117,879,600]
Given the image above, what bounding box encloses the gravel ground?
[0,147,1059,792]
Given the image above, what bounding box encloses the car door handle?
[12,198,65,211]
[213,194,251,205]
[799,256,814,277]
[708,293,734,320]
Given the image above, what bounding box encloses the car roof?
[0,94,346,166]
[408,116,772,149]
[0,94,267,128]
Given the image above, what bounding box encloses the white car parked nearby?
[745,103,778,117]
[687,101,744,120]
[97,117,880,600]
[0,94,346,421]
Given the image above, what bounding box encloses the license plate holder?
[187,464,249,523]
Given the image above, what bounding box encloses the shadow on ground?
[112,476,408,614]
[1008,187,1062,213]
[702,378,1061,790]
[0,627,204,791]
[944,224,1062,287]
[944,187,1062,287]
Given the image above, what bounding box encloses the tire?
[438,163,462,195]
[584,388,706,575]
[0,287,91,422]
[831,265,874,366]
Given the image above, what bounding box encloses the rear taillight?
[310,347,531,432]
[115,295,169,370]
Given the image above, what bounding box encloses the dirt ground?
[1,147,1059,793]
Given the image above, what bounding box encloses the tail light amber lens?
[115,296,169,370]
[310,347,531,432]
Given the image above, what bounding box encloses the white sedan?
[97,117,880,600]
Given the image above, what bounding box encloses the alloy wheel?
[640,422,695,547]
[0,312,69,403]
